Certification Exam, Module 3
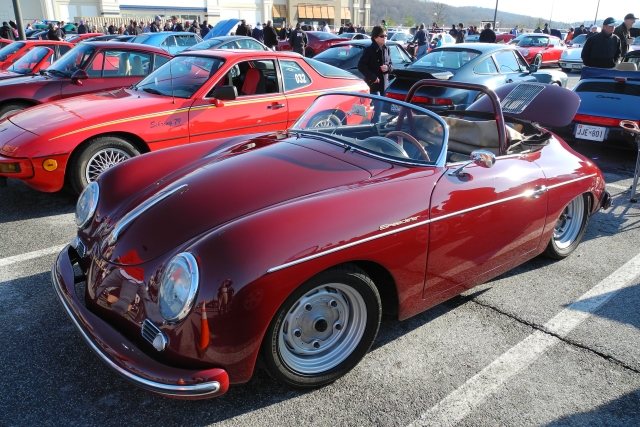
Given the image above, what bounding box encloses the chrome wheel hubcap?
[313,116,339,128]
[553,196,584,249]
[0,108,23,120]
[85,148,131,182]
[278,283,367,374]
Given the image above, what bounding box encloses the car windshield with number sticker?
[134,55,225,98]
[291,93,446,165]
[414,48,481,69]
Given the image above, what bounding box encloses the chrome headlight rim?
[159,252,199,323]
[75,181,99,228]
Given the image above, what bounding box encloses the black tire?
[560,67,571,73]
[0,102,32,120]
[308,113,341,128]
[305,48,315,58]
[67,136,140,194]
[261,264,381,388]
[543,194,590,259]
[533,54,543,67]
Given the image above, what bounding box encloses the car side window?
[161,36,176,47]
[233,59,280,96]
[474,57,498,74]
[390,46,411,64]
[87,52,104,77]
[280,60,311,91]
[236,39,265,50]
[494,51,523,72]
[58,45,71,58]
[220,42,237,49]
[153,55,170,71]
[178,35,198,47]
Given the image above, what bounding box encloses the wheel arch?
[68,131,151,164]
[0,98,40,109]
[352,260,399,317]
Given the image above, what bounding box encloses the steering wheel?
[385,131,430,161]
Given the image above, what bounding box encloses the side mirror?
[448,150,495,176]
[211,85,237,101]
[70,69,88,85]
[528,64,538,73]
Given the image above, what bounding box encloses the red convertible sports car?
[0,50,367,193]
[515,34,567,67]
[276,31,350,58]
[0,41,172,120]
[0,46,65,80]
[0,39,73,70]
[52,81,610,399]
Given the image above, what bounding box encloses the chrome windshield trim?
[51,264,220,397]
[108,184,187,246]
[266,174,596,273]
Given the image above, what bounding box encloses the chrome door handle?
[267,103,285,109]
[529,185,547,198]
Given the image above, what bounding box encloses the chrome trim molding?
[266,174,597,273]
[51,263,220,397]
[108,184,187,246]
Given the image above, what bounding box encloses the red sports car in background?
[515,34,567,66]
[51,82,610,400]
[0,41,172,120]
[0,39,73,70]
[276,31,349,58]
[0,50,367,193]
[64,32,106,45]
[495,33,516,43]
[0,46,64,80]
[0,38,12,48]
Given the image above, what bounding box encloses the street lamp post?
[12,0,26,40]
[593,0,600,25]
[493,0,498,31]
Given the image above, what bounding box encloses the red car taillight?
[386,93,405,101]
[574,114,639,128]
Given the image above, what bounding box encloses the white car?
[559,47,583,72]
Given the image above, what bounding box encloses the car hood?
[562,48,583,60]
[7,88,167,136]
[0,70,24,80]
[103,136,372,265]
[0,74,53,88]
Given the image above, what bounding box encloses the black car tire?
[0,102,31,120]
[560,67,571,73]
[543,194,590,259]
[67,136,140,194]
[533,54,543,67]
[305,48,315,58]
[261,263,381,388]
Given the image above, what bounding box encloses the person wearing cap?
[288,23,308,55]
[150,16,161,32]
[357,25,393,123]
[614,13,637,57]
[586,25,598,39]
[581,17,621,69]
[77,20,87,34]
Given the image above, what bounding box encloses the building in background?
[0,0,370,31]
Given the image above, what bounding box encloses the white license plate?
[575,124,606,141]
[390,104,401,112]
[572,64,582,69]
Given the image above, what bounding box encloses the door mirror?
[528,64,538,73]
[211,85,237,101]
[470,150,496,168]
[71,69,88,84]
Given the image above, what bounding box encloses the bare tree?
[431,2,447,28]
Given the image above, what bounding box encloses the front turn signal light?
[42,159,58,172]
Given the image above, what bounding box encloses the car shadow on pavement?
[0,178,76,224]
[544,389,640,426]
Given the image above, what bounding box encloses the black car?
[313,40,415,80]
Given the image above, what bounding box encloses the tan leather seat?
[615,62,638,71]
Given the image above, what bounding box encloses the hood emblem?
[379,216,419,230]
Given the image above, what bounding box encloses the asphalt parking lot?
[2,75,640,426]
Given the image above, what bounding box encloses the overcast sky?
[437,0,635,25]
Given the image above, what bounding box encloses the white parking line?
[408,251,640,427]
[0,244,66,268]
[606,183,630,191]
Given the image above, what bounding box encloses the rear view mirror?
[528,64,538,73]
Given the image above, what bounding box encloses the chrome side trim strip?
[108,184,187,246]
[51,265,220,396]
[265,174,597,273]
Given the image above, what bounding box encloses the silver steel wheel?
[553,196,586,249]
[278,283,367,374]
[85,148,131,182]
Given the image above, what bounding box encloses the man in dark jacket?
[47,23,63,41]
[357,25,394,123]
[573,24,586,39]
[581,17,621,68]
[263,20,278,50]
[455,23,466,43]
[108,22,117,34]
[614,13,637,57]
[279,22,290,40]
[479,23,496,43]
[542,23,550,34]
[172,16,184,32]
[289,23,308,55]
[0,22,14,40]
[77,20,87,34]
[236,19,249,36]
[150,16,161,33]
[200,20,210,38]
[412,23,428,58]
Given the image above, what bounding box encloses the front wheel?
[533,54,543,67]
[67,136,140,194]
[262,264,381,388]
[308,113,341,128]
[543,194,589,259]
[0,102,31,120]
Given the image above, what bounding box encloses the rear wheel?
[0,102,32,120]
[67,136,140,194]
[308,113,341,128]
[262,264,381,388]
[305,48,315,58]
[543,194,589,259]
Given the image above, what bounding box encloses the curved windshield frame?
[517,36,550,47]
[291,93,448,167]
[47,44,95,76]
[414,48,481,69]
[7,46,52,74]
[134,55,225,98]
[0,42,25,62]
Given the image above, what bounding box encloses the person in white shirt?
[322,21,330,32]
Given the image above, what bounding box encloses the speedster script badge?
[379,216,420,230]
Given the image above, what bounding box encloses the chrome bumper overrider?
[51,245,227,398]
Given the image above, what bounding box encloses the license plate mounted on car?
[575,124,606,141]
[390,104,401,113]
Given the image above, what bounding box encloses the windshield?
[571,34,587,45]
[0,42,25,62]
[415,49,480,69]
[189,39,224,51]
[291,93,446,165]
[312,32,342,40]
[134,55,225,98]
[7,47,52,74]
[48,44,95,76]
[314,45,364,61]
[517,36,549,47]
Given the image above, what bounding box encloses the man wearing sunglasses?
[358,26,394,123]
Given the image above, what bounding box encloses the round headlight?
[75,181,99,228]
[522,49,530,56]
[561,51,567,58]
[159,253,199,323]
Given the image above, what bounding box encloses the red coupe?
[0,46,68,80]
[52,81,610,399]
[276,31,349,58]
[64,32,107,45]
[0,50,367,193]
[0,39,73,70]
[515,34,567,66]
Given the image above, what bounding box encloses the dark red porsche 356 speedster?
[52,81,611,399]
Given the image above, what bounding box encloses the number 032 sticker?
[294,73,307,83]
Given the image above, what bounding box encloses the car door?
[424,151,548,297]
[493,50,536,84]
[61,49,153,98]
[188,57,289,143]
[280,58,315,127]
